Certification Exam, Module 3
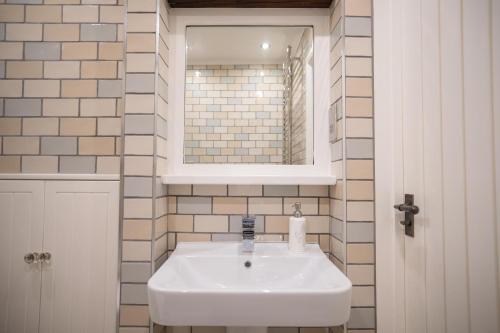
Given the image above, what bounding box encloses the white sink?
[148,242,352,327]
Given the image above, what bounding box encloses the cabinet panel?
[39,181,119,333]
[0,181,44,333]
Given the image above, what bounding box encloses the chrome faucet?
[241,216,255,252]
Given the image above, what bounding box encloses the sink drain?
[244,260,252,268]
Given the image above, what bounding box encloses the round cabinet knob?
[39,252,52,263]
[24,252,40,264]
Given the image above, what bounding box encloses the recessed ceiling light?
[260,42,270,50]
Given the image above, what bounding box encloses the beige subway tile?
[194,215,228,233]
[192,328,226,333]
[3,137,39,155]
[125,94,154,114]
[347,264,374,285]
[213,197,247,214]
[0,156,21,173]
[346,118,373,138]
[81,98,116,116]
[0,5,24,22]
[127,33,156,52]
[248,197,282,214]
[6,61,43,78]
[100,5,124,23]
[61,79,97,97]
[97,117,121,136]
[96,156,120,174]
[43,23,79,41]
[81,60,117,78]
[193,184,227,196]
[346,77,373,97]
[265,215,288,233]
[345,37,372,56]
[63,5,98,22]
[319,198,329,215]
[319,234,330,252]
[62,42,98,60]
[43,98,79,116]
[351,286,375,306]
[177,233,211,243]
[228,185,262,196]
[346,57,372,77]
[126,53,156,73]
[26,5,62,23]
[6,24,42,41]
[120,305,150,326]
[44,61,80,78]
[99,42,123,60]
[123,219,152,240]
[168,196,177,214]
[298,185,329,197]
[124,135,153,155]
[347,243,374,264]
[169,215,194,232]
[346,159,373,180]
[305,216,330,233]
[23,117,59,135]
[347,201,374,221]
[122,241,151,261]
[24,80,60,97]
[128,0,157,12]
[60,117,96,136]
[127,13,156,32]
[284,197,318,215]
[0,118,21,135]
[21,156,58,173]
[0,79,22,97]
[347,180,374,200]
[345,0,372,16]
[124,156,153,176]
[124,198,153,219]
[79,136,115,155]
[346,97,373,117]
[0,42,24,60]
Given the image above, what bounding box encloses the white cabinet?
[0,180,119,333]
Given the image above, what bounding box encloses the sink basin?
[148,242,352,327]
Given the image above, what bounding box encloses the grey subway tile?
[0,99,4,116]
[25,42,60,60]
[81,24,117,41]
[121,262,151,283]
[98,80,122,97]
[177,197,212,214]
[126,74,155,93]
[346,139,373,159]
[256,155,270,163]
[124,115,155,135]
[121,283,148,305]
[348,307,376,329]
[124,176,153,197]
[0,24,4,41]
[264,185,298,197]
[5,99,42,117]
[7,0,42,3]
[60,156,96,173]
[345,17,372,37]
[346,222,374,243]
[331,140,343,161]
[41,137,77,155]
[330,217,344,240]
[0,61,5,79]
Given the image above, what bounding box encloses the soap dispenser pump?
[289,202,306,253]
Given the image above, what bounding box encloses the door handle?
[39,252,52,263]
[394,194,419,237]
[24,252,40,264]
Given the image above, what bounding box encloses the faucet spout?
[241,216,255,252]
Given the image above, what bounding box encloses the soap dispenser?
[289,202,306,253]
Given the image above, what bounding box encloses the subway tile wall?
[184,64,284,164]
[0,0,124,174]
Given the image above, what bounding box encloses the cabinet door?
[39,181,119,333]
[0,180,44,333]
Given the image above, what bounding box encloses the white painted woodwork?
[0,174,120,181]
[161,174,337,185]
[375,0,500,332]
[0,181,44,333]
[39,181,119,333]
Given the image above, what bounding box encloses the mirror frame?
[168,8,332,179]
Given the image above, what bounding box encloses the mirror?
[184,26,314,165]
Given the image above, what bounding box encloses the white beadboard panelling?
[39,181,119,333]
[0,181,44,333]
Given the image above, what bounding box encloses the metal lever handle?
[24,252,40,264]
[394,194,419,237]
[39,252,52,263]
[393,203,419,215]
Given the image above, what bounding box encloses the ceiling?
[168,0,333,8]
[186,26,310,65]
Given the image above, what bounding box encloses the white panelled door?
[375,0,500,332]
[40,181,119,333]
[0,181,44,333]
